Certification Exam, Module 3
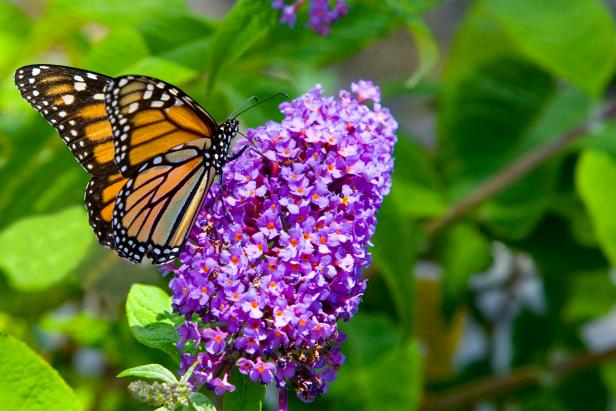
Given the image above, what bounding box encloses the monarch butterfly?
[14,64,249,264]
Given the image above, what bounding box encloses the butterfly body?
[15,64,240,264]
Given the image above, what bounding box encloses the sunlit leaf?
[0,206,93,291]
[118,364,178,384]
[126,284,180,363]
[576,149,616,266]
[0,334,80,411]
[483,0,616,96]
[80,28,150,75]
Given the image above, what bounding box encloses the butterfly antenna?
[231,92,289,119]
[228,96,258,119]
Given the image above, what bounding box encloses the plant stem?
[425,101,616,237]
[421,345,616,411]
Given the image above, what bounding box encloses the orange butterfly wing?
[14,64,117,176]
[105,76,218,177]
[112,139,217,263]
[14,65,233,265]
[85,172,129,246]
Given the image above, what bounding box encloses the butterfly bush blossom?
[163,81,397,408]
[272,0,348,35]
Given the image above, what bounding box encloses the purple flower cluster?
[272,0,348,35]
[163,81,397,408]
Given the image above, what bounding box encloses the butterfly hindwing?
[105,75,218,177]
[85,173,129,247]
[14,64,117,176]
[112,139,217,264]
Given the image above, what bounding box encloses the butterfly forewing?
[112,139,217,263]
[14,64,117,176]
[105,75,218,177]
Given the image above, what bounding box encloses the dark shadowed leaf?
[223,367,265,411]
[441,223,491,317]
[333,314,422,411]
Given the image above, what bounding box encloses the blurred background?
[2,0,616,410]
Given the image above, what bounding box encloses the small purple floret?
[272,0,348,35]
[164,81,397,408]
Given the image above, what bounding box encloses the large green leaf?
[388,136,445,219]
[126,284,181,363]
[47,0,188,26]
[0,115,87,229]
[207,0,277,94]
[0,334,80,411]
[372,196,423,334]
[440,56,556,183]
[483,0,616,96]
[80,28,150,75]
[576,149,616,266]
[0,206,93,291]
[440,49,592,238]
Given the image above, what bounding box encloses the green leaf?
[372,197,423,334]
[0,206,93,291]
[0,117,87,229]
[563,271,616,322]
[118,364,178,384]
[441,223,491,317]
[223,367,265,411]
[0,334,80,411]
[333,315,422,411]
[207,0,277,94]
[137,13,215,55]
[440,56,556,183]
[190,392,217,411]
[120,57,198,85]
[576,149,616,266]
[439,49,592,238]
[405,19,439,88]
[40,311,110,346]
[136,13,216,71]
[48,0,188,26]
[126,284,180,363]
[81,28,150,75]
[483,0,616,96]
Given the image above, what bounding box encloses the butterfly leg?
[226,144,249,162]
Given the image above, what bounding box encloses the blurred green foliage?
[1,0,616,410]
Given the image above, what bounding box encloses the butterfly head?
[219,118,239,149]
